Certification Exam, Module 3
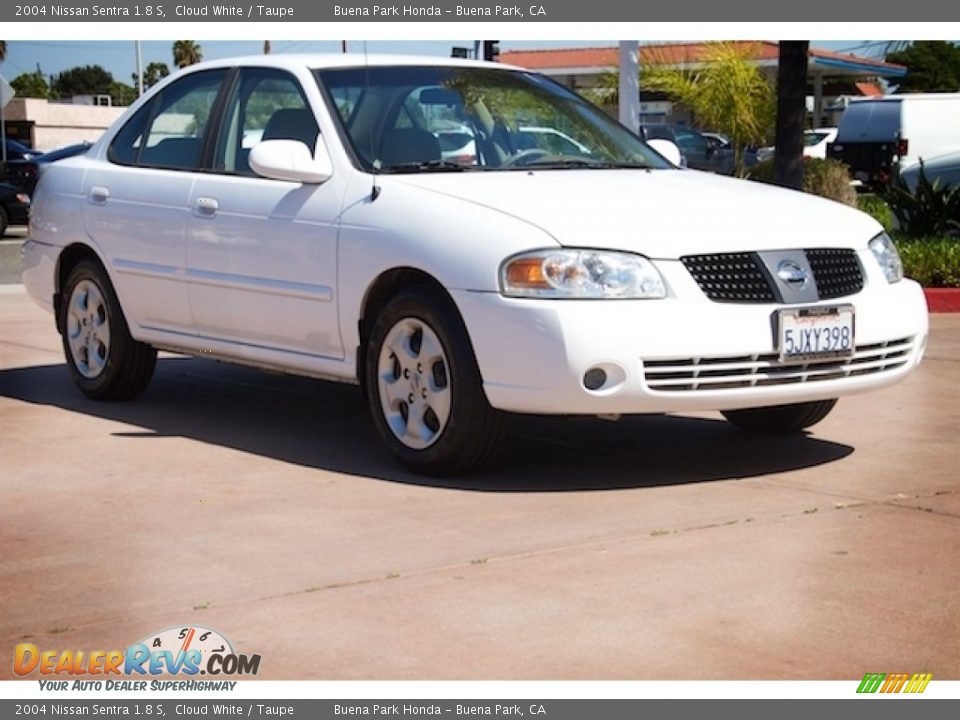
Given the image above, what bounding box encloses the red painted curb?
[924,288,960,313]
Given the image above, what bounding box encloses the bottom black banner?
[1,700,959,720]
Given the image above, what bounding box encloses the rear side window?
[108,69,228,171]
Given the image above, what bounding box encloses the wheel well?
[53,244,105,330]
[357,268,461,393]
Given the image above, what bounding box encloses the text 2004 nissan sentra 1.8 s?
[22,55,928,475]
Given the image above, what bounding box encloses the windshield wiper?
[381,160,477,173]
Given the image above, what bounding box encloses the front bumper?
[452,257,929,415]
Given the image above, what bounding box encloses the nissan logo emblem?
[777,260,809,289]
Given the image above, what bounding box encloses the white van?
[828,93,960,189]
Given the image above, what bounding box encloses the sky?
[0,39,881,87]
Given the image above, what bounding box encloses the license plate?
[778,306,855,362]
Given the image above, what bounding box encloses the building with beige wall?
[3,97,127,151]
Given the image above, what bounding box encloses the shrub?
[857,195,895,232]
[894,235,960,288]
[880,162,960,238]
[747,157,857,206]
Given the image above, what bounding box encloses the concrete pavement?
[0,286,957,680]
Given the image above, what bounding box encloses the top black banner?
[5,0,960,21]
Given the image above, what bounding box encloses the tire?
[721,399,838,434]
[364,285,504,475]
[59,259,157,400]
[0,206,8,237]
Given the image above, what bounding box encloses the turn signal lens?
[504,257,549,289]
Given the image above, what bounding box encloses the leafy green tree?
[887,41,960,93]
[173,41,203,69]
[11,70,49,99]
[109,82,137,107]
[132,61,170,90]
[642,42,775,177]
[52,64,114,98]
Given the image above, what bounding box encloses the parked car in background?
[0,182,31,236]
[2,142,93,195]
[828,93,960,190]
[803,128,839,159]
[640,124,731,173]
[22,54,929,475]
[900,150,960,192]
[2,138,38,162]
[756,128,839,164]
[701,132,731,149]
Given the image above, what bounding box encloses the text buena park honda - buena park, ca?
[334,5,546,16]
[14,4,295,18]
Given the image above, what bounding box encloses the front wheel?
[59,259,157,400]
[721,399,837,434]
[364,286,504,475]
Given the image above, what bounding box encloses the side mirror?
[249,137,333,184]
[647,138,684,167]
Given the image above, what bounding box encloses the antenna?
[364,41,381,201]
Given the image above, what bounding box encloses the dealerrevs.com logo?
[13,625,260,684]
[857,672,933,694]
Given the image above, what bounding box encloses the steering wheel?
[502,148,554,168]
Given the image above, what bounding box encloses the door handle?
[194,197,219,218]
[89,186,110,204]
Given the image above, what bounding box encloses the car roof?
[172,54,525,73]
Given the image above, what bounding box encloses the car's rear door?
[82,68,229,336]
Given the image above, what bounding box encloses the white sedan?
[756,128,839,163]
[22,55,928,475]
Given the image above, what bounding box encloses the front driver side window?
[213,68,318,176]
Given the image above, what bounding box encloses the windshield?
[315,66,670,173]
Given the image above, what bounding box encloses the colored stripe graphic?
[857,672,932,694]
[857,673,885,693]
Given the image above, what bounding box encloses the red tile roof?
[500,42,906,74]
[855,82,885,96]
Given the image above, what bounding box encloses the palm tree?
[642,42,775,177]
[172,41,202,69]
[0,41,7,63]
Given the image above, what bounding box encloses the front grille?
[643,337,913,392]
[806,248,865,299]
[681,253,776,303]
[681,249,864,303]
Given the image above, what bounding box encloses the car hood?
[389,168,880,259]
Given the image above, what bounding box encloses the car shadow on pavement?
[0,357,853,492]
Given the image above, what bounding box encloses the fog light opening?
[581,363,628,394]
[583,367,607,391]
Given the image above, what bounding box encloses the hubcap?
[66,280,110,379]
[377,318,451,450]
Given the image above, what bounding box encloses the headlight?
[868,232,903,283]
[500,249,666,299]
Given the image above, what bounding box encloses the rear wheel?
[364,286,504,475]
[59,260,157,400]
[721,399,837,434]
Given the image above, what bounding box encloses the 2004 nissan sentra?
[22,55,928,475]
